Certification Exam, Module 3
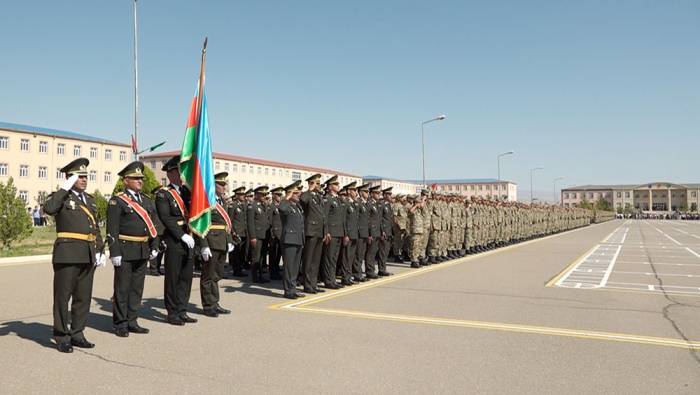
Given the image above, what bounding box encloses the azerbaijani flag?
[179,82,216,237]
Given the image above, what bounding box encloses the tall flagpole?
[195,38,208,138]
[133,0,140,161]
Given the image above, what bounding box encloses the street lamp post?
[497,150,514,200]
[133,0,140,161]
[530,166,543,204]
[553,177,564,205]
[421,115,446,190]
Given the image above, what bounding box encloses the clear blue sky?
[1,0,698,195]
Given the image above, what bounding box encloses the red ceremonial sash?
[168,188,189,218]
[118,194,158,238]
[216,202,231,232]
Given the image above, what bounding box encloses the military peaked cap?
[61,158,89,175]
[306,173,322,184]
[162,155,180,172]
[118,161,145,178]
[214,172,228,184]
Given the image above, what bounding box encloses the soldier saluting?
[155,155,198,326]
[43,158,106,353]
[198,172,235,317]
[107,161,164,337]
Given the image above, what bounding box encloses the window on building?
[119,151,126,162]
[0,136,8,150]
[616,192,621,198]
[231,181,237,188]
[617,203,621,208]
[643,194,648,198]
[161,160,167,168]
[73,145,81,157]
[101,149,110,160]
[20,165,28,178]
[588,193,593,199]
[89,170,97,182]
[57,143,65,155]
[635,194,640,198]
[448,186,453,191]
[257,183,261,187]
[0,164,7,176]
[90,147,98,158]
[564,193,569,199]
[564,203,569,208]
[215,161,220,170]
[635,203,640,209]
[265,168,269,176]
[470,185,475,191]
[605,192,611,198]
[571,193,577,199]
[19,191,28,203]
[625,192,630,198]
[653,194,658,198]
[225,163,229,171]
[272,169,276,177]
[680,193,685,198]
[478,185,483,191]
[20,139,29,152]
[242,182,246,187]
[150,160,156,169]
[250,166,254,174]
[661,193,666,198]
[292,172,301,182]
[39,141,48,154]
[38,167,47,179]
[672,193,676,198]
[242,165,246,173]
[692,191,697,198]
[104,172,111,183]
[501,185,506,190]
[161,178,166,185]
[56,168,64,179]
[257,167,261,175]
[232,164,238,172]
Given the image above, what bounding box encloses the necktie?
[79,193,86,205]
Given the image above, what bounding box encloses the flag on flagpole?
[131,135,137,155]
[179,82,216,237]
[430,183,437,191]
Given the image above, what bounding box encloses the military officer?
[377,187,395,276]
[279,181,306,299]
[155,155,198,326]
[392,194,408,263]
[321,175,346,289]
[148,185,166,276]
[199,172,235,317]
[247,186,271,283]
[299,174,328,294]
[245,189,254,203]
[341,182,359,285]
[268,187,284,281]
[365,185,382,279]
[43,158,106,353]
[107,161,163,337]
[228,187,248,277]
[353,183,371,282]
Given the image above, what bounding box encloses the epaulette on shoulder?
[84,192,94,198]
[114,192,124,196]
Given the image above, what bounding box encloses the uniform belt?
[118,235,149,242]
[210,225,227,230]
[57,232,97,242]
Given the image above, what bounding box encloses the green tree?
[616,206,623,214]
[691,202,698,213]
[623,203,637,215]
[93,190,108,224]
[111,166,161,200]
[577,197,593,210]
[595,198,614,212]
[0,177,33,249]
[679,203,688,212]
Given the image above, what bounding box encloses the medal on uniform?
[69,200,76,210]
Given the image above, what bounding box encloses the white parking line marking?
[685,247,700,259]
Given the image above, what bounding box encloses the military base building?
[362,176,518,201]
[141,151,363,193]
[0,122,133,206]
[562,183,700,212]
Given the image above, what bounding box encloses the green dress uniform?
[246,186,271,283]
[199,173,234,316]
[365,186,382,278]
[228,187,248,276]
[299,174,327,292]
[279,182,305,299]
[377,188,394,276]
[107,161,163,335]
[268,188,284,280]
[341,183,359,284]
[354,184,371,282]
[43,158,104,352]
[155,156,196,325]
[321,175,346,288]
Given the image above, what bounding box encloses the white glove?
[94,253,106,267]
[227,243,234,253]
[181,234,195,249]
[61,174,80,191]
[111,256,122,267]
[201,247,212,261]
[149,250,158,260]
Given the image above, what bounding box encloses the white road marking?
[665,235,682,245]
[685,248,700,259]
[555,245,621,289]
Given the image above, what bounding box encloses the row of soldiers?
[45,155,613,353]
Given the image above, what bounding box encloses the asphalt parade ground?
[1,219,699,394]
